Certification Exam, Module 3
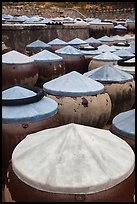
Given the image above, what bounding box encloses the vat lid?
[125,57,135,63]
[55,45,83,56]
[68,38,88,45]
[112,109,135,139]
[2,50,34,64]
[40,18,53,23]
[114,64,135,76]
[48,38,68,45]
[43,71,104,96]
[85,37,102,44]
[114,24,127,30]
[12,123,135,194]
[113,49,135,58]
[26,40,51,49]
[30,50,63,62]
[124,34,135,40]
[80,49,102,55]
[111,35,126,41]
[2,86,58,123]
[98,44,116,52]
[98,36,114,42]
[84,64,133,83]
[126,19,135,23]
[93,51,122,61]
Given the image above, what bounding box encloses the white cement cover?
[83,64,133,83]
[2,50,34,64]
[48,38,68,45]
[30,50,63,62]
[55,45,83,56]
[68,38,88,45]
[26,40,51,49]
[12,123,135,194]
[112,109,135,139]
[114,24,127,30]
[2,86,58,123]
[98,44,116,52]
[113,49,135,58]
[93,51,122,61]
[85,37,102,45]
[98,36,114,42]
[43,71,104,96]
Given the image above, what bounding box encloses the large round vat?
[2,50,38,89]
[84,64,135,120]
[6,123,135,202]
[2,85,60,180]
[55,45,87,74]
[43,71,111,127]
[88,51,122,70]
[48,38,68,52]
[31,50,66,85]
[25,40,52,56]
[111,109,135,151]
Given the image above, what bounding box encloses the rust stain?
[82,97,88,107]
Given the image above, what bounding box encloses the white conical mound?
[12,123,135,194]
[43,71,104,96]
[2,50,34,64]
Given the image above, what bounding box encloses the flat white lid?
[112,109,135,139]
[2,86,58,123]
[43,71,104,96]
[2,50,34,64]
[12,123,135,194]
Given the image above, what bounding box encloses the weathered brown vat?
[84,64,135,120]
[31,50,66,86]
[55,45,87,74]
[2,50,38,89]
[47,38,68,52]
[43,71,111,127]
[88,51,122,70]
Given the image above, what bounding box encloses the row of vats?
[2,30,135,202]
